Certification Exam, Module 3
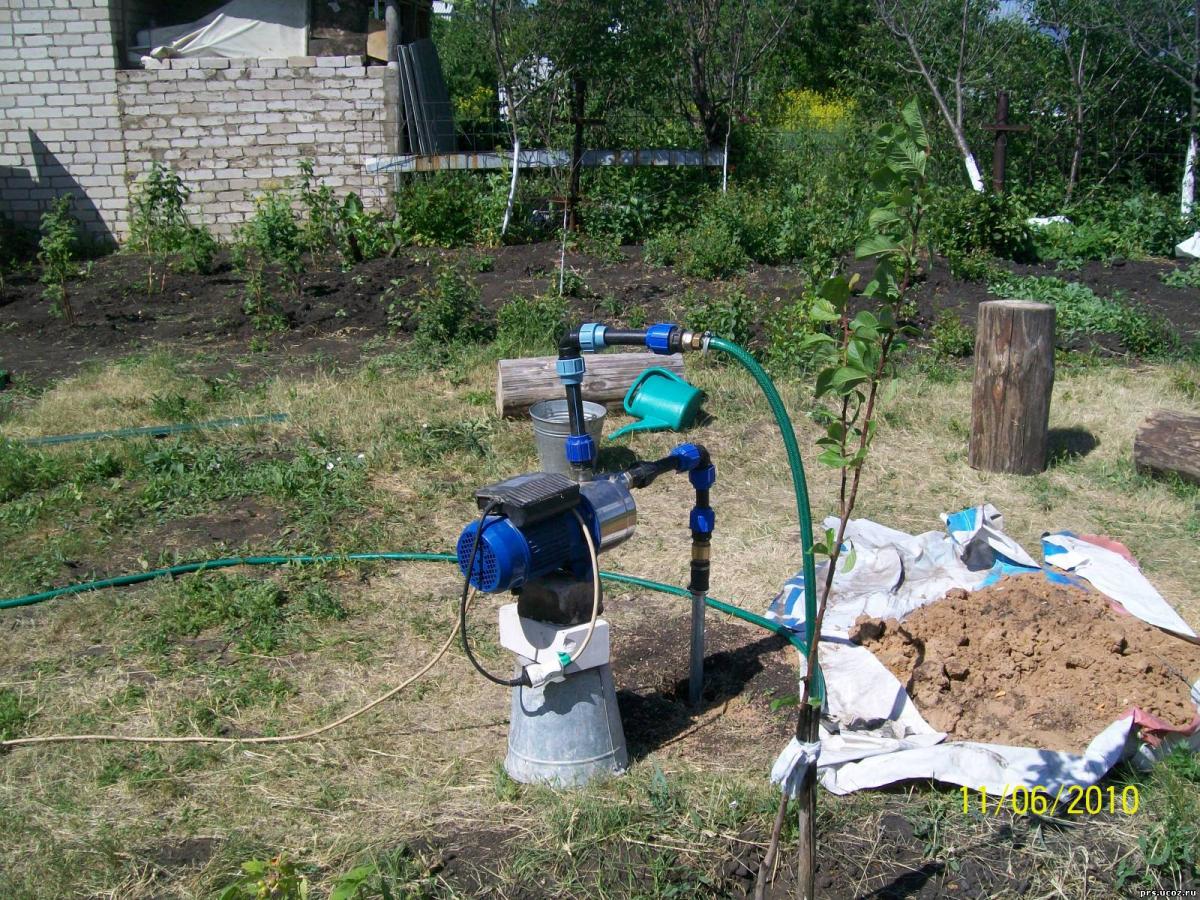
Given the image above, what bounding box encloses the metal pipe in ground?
[689,589,706,706]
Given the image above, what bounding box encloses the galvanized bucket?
[505,664,629,786]
[529,399,606,475]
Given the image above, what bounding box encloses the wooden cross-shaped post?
[567,78,604,230]
[982,91,1029,194]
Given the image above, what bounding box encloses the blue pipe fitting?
[689,506,715,535]
[689,464,716,491]
[578,323,607,353]
[669,442,704,472]
[556,356,586,385]
[645,323,675,355]
[565,432,596,466]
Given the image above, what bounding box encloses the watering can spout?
[608,367,704,441]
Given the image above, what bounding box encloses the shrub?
[496,293,570,355]
[989,273,1176,356]
[929,311,975,358]
[1035,192,1191,262]
[297,159,390,264]
[394,265,493,348]
[129,165,218,286]
[239,190,304,275]
[643,229,681,267]
[392,173,489,248]
[38,195,81,325]
[766,296,823,373]
[679,285,756,347]
[582,168,706,244]
[676,218,749,279]
[927,190,1035,264]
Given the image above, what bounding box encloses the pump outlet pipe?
[557,323,823,701]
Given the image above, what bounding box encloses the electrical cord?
[458,501,527,688]
[0,582,470,749]
[563,507,601,665]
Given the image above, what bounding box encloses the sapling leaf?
[842,545,857,574]
[856,234,903,259]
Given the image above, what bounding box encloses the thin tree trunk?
[902,30,984,191]
[502,136,520,236]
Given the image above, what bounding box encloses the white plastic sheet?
[137,0,307,62]
[765,507,1200,795]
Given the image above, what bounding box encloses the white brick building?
[0,0,413,241]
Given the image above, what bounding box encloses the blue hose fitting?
[689,506,715,534]
[669,442,704,472]
[689,464,716,491]
[556,356,586,385]
[565,433,596,466]
[578,323,607,353]
[645,323,675,355]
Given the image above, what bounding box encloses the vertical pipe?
[689,588,706,706]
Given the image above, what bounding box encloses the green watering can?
[608,367,705,440]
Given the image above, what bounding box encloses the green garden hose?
[706,337,822,698]
[0,553,807,654]
[13,414,288,447]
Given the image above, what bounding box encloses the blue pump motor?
[457,477,636,593]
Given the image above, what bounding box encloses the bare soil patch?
[852,573,1200,752]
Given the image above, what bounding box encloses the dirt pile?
[851,574,1200,752]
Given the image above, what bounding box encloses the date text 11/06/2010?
[961,784,1140,816]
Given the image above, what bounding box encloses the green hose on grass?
[706,336,822,699]
[0,553,808,655]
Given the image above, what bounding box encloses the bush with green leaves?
[496,292,570,355]
[37,195,81,325]
[237,190,304,276]
[392,172,493,248]
[674,217,750,279]
[1035,192,1192,262]
[128,163,218,277]
[581,167,707,244]
[393,265,494,349]
[297,159,390,265]
[927,189,1035,267]
[989,273,1176,356]
[679,285,756,347]
[766,295,823,374]
[929,311,975,358]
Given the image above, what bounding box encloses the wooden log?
[496,352,684,418]
[1135,411,1200,485]
[968,300,1056,475]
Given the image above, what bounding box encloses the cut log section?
[968,300,1056,475]
[1135,411,1200,485]
[497,352,684,418]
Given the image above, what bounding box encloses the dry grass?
[1,350,1197,897]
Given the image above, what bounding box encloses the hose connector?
[555,356,586,385]
[565,433,596,467]
[578,323,607,353]
[645,323,675,355]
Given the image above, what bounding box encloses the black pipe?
[565,382,587,438]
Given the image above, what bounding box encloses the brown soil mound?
[851,574,1200,753]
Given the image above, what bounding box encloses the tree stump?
[968,300,1056,474]
[1134,411,1200,485]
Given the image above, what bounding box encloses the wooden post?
[1134,411,1200,485]
[982,92,1029,195]
[969,300,1055,475]
[384,0,401,62]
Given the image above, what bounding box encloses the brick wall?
[1,0,399,242]
[0,0,127,241]
[117,55,396,237]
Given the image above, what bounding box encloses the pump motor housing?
[457,474,635,593]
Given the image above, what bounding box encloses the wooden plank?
[968,300,1056,474]
[1135,410,1200,485]
[497,352,684,418]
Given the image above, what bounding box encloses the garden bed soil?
[851,573,1200,753]
[2,244,1198,390]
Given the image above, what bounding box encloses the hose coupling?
[679,330,710,353]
